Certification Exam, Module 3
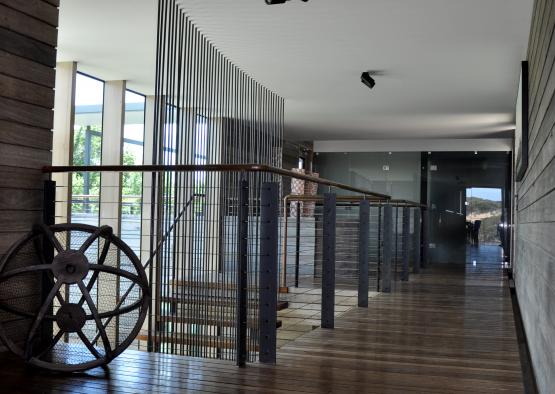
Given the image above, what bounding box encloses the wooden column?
[0,0,59,349]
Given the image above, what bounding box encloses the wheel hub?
[56,303,87,333]
[52,250,89,284]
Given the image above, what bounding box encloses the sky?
[466,187,502,201]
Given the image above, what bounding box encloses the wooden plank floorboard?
[0,255,524,392]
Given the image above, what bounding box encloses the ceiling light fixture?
[361,71,376,89]
[265,0,308,4]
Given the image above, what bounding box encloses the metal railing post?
[394,206,399,281]
[236,174,249,367]
[422,208,429,268]
[413,208,421,274]
[358,200,370,307]
[382,204,393,293]
[401,206,410,281]
[295,210,301,287]
[321,193,336,329]
[40,179,56,347]
[377,205,382,291]
[259,182,279,364]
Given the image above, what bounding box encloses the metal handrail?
[280,194,427,290]
[42,164,391,200]
[283,194,425,208]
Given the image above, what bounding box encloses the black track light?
[361,71,376,89]
[265,0,308,4]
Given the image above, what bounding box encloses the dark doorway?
[426,152,511,264]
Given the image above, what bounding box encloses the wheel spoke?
[90,298,144,320]
[32,244,66,306]
[24,280,63,360]
[91,278,148,347]
[77,330,102,360]
[0,300,36,319]
[77,238,111,308]
[39,225,65,253]
[88,264,142,284]
[77,281,112,357]
[36,330,64,359]
[0,265,53,284]
[79,226,112,254]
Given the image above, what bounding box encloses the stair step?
[156,316,282,328]
[136,333,259,350]
[161,297,289,311]
[170,280,236,290]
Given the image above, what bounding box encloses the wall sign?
[515,61,529,182]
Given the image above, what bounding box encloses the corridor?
[0,254,524,393]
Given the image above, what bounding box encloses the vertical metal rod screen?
[151,0,284,362]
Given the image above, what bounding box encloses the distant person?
[466,221,473,243]
[472,220,481,245]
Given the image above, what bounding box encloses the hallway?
[273,257,523,392]
[0,253,524,393]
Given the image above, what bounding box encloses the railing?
[42,164,428,367]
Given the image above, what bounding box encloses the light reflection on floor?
[276,287,379,348]
[466,244,504,266]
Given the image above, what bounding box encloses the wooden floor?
[0,247,524,393]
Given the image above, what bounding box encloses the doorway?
[465,187,502,245]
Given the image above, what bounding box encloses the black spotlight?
[361,72,376,89]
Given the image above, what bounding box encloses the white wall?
[314,138,512,153]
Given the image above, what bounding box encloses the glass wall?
[71,73,104,225]
[120,91,146,256]
[426,152,510,264]
[314,152,421,201]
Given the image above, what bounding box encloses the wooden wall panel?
[0,120,52,151]
[0,144,52,170]
[0,73,55,108]
[0,0,58,27]
[0,0,58,351]
[515,0,555,391]
[0,96,54,128]
[0,27,56,67]
[0,4,58,46]
[0,166,48,190]
[0,51,55,88]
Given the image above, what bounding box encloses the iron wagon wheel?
[0,223,150,372]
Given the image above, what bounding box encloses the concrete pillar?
[100,80,126,233]
[99,80,126,344]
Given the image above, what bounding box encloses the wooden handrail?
[42,164,391,200]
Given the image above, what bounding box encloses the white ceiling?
[58,0,533,140]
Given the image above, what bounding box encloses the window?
[120,90,146,256]
[298,157,305,170]
[71,73,104,225]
